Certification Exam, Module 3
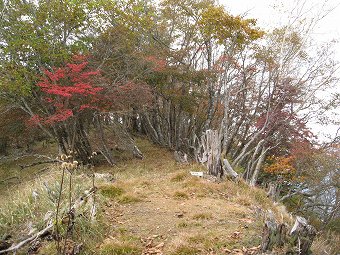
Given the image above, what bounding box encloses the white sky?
[221,0,340,142]
[222,0,340,38]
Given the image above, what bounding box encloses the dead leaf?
[239,218,253,224]
[155,242,164,248]
[174,212,184,218]
[231,231,241,239]
[249,245,261,251]
[223,248,232,253]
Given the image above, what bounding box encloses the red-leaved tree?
[29,55,151,164]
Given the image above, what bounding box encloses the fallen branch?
[0,176,19,183]
[19,160,60,170]
[34,167,51,176]
[71,187,97,212]
[0,224,53,254]
[222,159,238,179]
[0,187,97,254]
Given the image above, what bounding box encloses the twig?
[0,176,19,183]
[62,172,73,255]
[55,168,66,254]
[0,224,53,254]
[70,187,97,212]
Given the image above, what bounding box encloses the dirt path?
[99,141,267,254]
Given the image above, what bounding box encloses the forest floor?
[0,138,335,254]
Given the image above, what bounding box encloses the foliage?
[264,156,296,176]
[199,5,264,45]
[31,56,103,125]
[0,0,99,95]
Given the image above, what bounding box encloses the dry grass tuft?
[311,232,340,255]
[117,194,143,204]
[99,182,143,204]
[170,245,200,255]
[234,194,252,206]
[99,239,142,255]
[187,234,207,244]
[171,172,189,182]
[173,191,189,199]
[177,221,189,228]
[100,184,125,198]
[192,212,213,220]
[0,167,108,253]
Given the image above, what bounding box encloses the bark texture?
[261,212,316,254]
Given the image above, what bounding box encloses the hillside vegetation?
[1,139,338,254]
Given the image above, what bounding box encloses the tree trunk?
[95,115,115,166]
[261,211,287,252]
[261,212,316,254]
[290,216,316,255]
[199,130,223,177]
[222,159,238,179]
[267,182,280,201]
[250,146,269,186]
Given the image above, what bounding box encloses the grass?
[177,221,189,228]
[117,194,142,204]
[170,245,200,255]
[177,221,202,228]
[0,169,61,236]
[0,166,109,254]
[171,172,188,182]
[99,183,143,204]
[1,137,327,254]
[100,184,125,198]
[0,141,58,193]
[192,212,213,220]
[187,233,229,251]
[188,235,206,244]
[99,240,142,255]
[173,191,189,199]
[312,232,340,255]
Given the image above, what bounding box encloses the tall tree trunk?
[95,115,115,166]
[199,130,223,177]
[250,147,268,186]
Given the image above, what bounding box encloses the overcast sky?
[221,0,340,142]
[222,0,340,62]
[222,0,340,42]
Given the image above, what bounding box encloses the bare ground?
[96,140,278,254]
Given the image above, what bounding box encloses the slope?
[88,139,293,255]
[0,138,316,255]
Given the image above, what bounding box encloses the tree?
[0,0,152,160]
[287,147,339,231]
[136,0,263,156]
[0,0,104,155]
[214,18,338,184]
[27,55,151,164]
